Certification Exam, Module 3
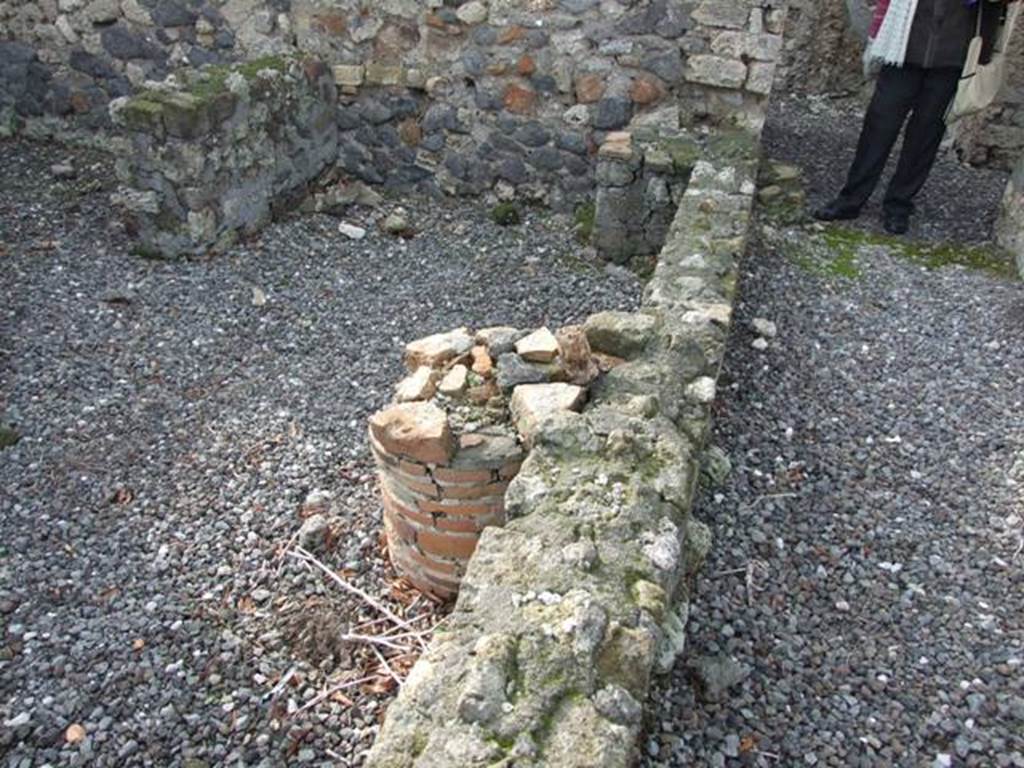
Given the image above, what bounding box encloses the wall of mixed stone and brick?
[1,0,785,207]
[363,126,762,768]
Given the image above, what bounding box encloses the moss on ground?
[0,426,21,449]
[825,226,1017,279]
[491,202,521,226]
[788,225,1018,282]
[573,202,595,244]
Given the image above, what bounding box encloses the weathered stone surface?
[686,55,748,88]
[475,326,523,355]
[515,327,560,362]
[438,364,469,396]
[509,382,586,441]
[404,327,474,370]
[584,311,660,359]
[110,56,337,257]
[367,176,753,754]
[369,402,455,465]
[556,325,598,386]
[495,353,552,391]
[996,154,1024,280]
[395,366,439,402]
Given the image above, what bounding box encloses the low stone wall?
[364,131,761,768]
[996,154,1024,278]
[108,54,337,257]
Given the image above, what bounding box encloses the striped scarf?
[868,0,921,66]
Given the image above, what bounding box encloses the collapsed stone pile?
[369,323,619,598]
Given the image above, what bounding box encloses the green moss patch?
[826,226,1017,280]
[0,426,21,449]
[491,202,521,226]
[573,202,595,244]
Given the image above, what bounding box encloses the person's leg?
[882,67,961,222]
[826,65,922,213]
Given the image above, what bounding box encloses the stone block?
[686,55,748,89]
[515,327,560,362]
[404,327,475,370]
[509,382,586,442]
[333,64,364,87]
[369,402,455,465]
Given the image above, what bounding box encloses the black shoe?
[883,210,909,235]
[812,200,861,222]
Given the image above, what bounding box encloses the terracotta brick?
[369,402,454,465]
[420,499,500,517]
[433,466,495,485]
[497,25,525,44]
[575,74,605,104]
[503,83,536,115]
[311,13,346,36]
[630,76,665,105]
[435,509,504,533]
[433,514,482,534]
[418,528,479,560]
[380,466,439,499]
[406,547,462,576]
[368,431,399,466]
[383,505,418,546]
[517,54,536,76]
[381,485,436,528]
[398,459,429,477]
[423,570,462,597]
[439,481,509,501]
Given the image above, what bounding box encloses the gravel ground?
[765,94,1010,244]
[0,137,641,767]
[643,99,1024,767]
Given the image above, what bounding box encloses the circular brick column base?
[369,403,523,599]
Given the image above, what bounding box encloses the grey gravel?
[767,93,1010,243]
[643,98,1024,767]
[0,136,641,766]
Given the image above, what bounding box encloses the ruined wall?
[2,0,784,209]
[996,153,1024,278]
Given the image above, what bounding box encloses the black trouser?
[836,64,961,216]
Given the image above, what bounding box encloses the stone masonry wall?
[593,128,698,268]
[2,0,785,207]
[109,54,337,256]
[996,153,1024,278]
[363,128,762,768]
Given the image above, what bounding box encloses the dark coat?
[904,0,1007,69]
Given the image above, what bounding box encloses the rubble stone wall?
[109,54,337,257]
[363,128,761,768]
[2,0,785,207]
